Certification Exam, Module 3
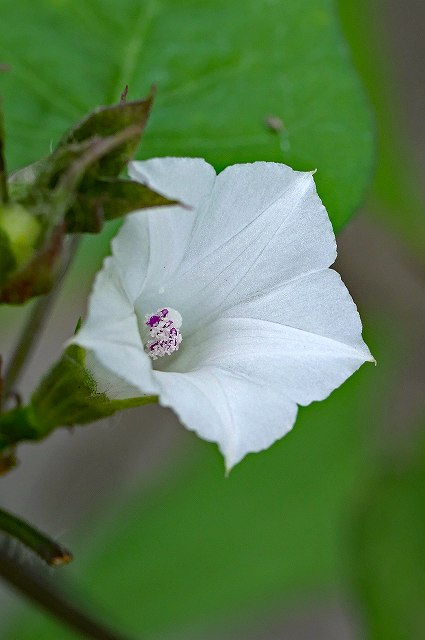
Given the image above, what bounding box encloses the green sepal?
[13,96,154,198]
[57,97,154,178]
[1,93,176,304]
[11,142,176,235]
[0,345,157,451]
[66,178,177,233]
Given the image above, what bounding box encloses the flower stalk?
[0,507,72,566]
[1,235,80,403]
[0,546,134,640]
[0,106,8,204]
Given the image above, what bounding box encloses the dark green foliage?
[0,0,374,231]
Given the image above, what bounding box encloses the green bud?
[0,204,40,268]
[0,93,174,304]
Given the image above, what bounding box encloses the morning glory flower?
[72,158,373,470]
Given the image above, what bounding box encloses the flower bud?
[0,204,40,271]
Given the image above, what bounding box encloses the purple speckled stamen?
[144,307,183,360]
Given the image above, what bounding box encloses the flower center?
[145,307,183,360]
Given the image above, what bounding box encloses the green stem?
[0,547,135,640]
[0,107,8,204]
[0,507,72,566]
[2,235,80,402]
[2,295,55,400]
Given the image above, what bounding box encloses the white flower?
[72,158,374,470]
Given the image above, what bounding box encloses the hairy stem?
[0,507,72,566]
[0,546,134,640]
[2,235,80,402]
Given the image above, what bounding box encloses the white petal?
[154,366,298,470]
[113,161,336,337]
[222,268,373,359]
[183,162,335,279]
[72,158,217,394]
[128,157,216,209]
[153,313,372,468]
[185,317,371,401]
[69,158,372,469]
[110,158,216,303]
[139,162,336,334]
[84,351,143,400]
[70,257,158,395]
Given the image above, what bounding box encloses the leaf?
[349,437,425,639]
[0,0,373,231]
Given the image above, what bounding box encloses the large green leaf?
[0,0,372,231]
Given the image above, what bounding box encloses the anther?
[145,307,182,360]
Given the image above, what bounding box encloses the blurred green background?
[0,0,424,638]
